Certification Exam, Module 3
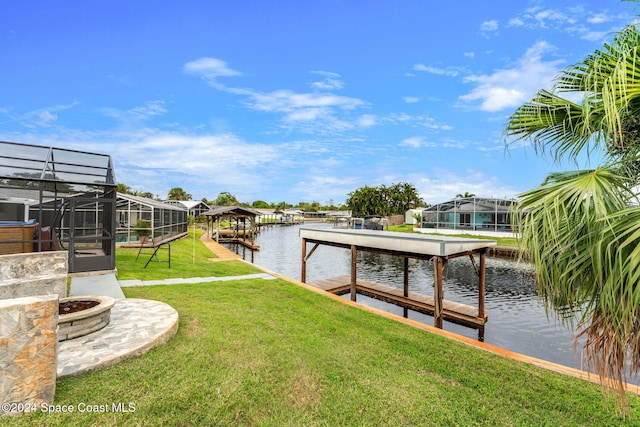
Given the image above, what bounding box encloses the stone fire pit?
[57,295,115,341]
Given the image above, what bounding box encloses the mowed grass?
[11,228,640,425]
[115,229,263,280]
[14,278,640,426]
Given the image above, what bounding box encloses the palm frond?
[505,90,603,162]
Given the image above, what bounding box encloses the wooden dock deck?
[312,275,487,329]
[199,234,243,261]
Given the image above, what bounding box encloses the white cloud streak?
[310,71,344,90]
[412,64,462,77]
[184,57,371,134]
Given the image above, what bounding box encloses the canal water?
[227,222,589,373]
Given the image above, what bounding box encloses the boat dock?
[299,227,496,336]
[311,275,487,328]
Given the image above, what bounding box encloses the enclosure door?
[66,196,115,273]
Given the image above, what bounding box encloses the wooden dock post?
[301,238,307,283]
[403,257,409,298]
[434,256,444,328]
[350,245,357,301]
[479,249,486,320]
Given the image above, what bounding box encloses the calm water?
[227,222,591,372]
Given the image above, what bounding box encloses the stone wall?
[0,251,68,300]
[0,295,58,415]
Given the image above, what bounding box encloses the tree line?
[116,184,347,211]
[117,181,431,216]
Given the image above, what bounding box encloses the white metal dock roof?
[299,227,496,257]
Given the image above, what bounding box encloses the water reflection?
[226,223,584,370]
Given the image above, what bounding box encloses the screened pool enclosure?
[116,193,188,245]
[0,141,117,273]
[421,197,515,232]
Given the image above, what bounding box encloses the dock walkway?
[199,233,242,261]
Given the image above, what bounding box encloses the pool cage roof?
[424,197,515,212]
[0,140,116,188]
[117,192,187,211]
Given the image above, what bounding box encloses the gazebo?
[0,141,117,273]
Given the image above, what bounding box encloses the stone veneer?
[0,295,58,415]
[0,251,68,300]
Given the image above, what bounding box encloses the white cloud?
[508,5,629,39]
[385,113,452,131]
[185,58,369,134]
[400,136,429,148]
[463,52,475,59]
[244,90,366,132]
[310,71,344,90]
[480,20,499,32]
[588,13,611,24]
[129,101,167,120]
[248,90,363,113]
[183,57,241,87]
[102,101,167,123]
[508,17,524,27]
[110,131,284,200]
[289,174,360,203]
[412,64,462,77]
[531,9,570,27]
[580,30,609,42]
[403,96,420,103]
[459,41,563,112]
[357,114,378,127]
[38,111,57,123]
[5,103,78,128]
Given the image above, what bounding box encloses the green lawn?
[15,278,639,426]
[12,228,639,425]
[115,229,263,280]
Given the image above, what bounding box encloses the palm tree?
[167,187,192,201]
[505,24,640,405]
[455,192,476,198]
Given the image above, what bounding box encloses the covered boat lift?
[299,227,496,336]
[203,206,260,249]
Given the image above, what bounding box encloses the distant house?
[405,208,426,225]
[420,197,517,236]
[251,208,278,223]
[163,200,210,217]
[302,210,327,219]
[270,209,303,224]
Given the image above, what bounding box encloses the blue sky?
[1,1,638,205]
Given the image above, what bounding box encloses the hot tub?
[0,219,38,255]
